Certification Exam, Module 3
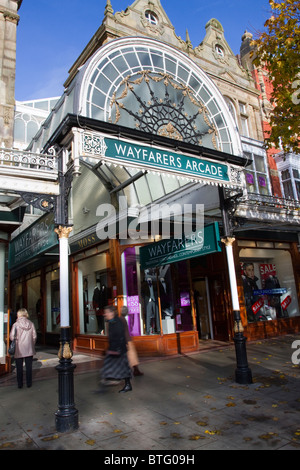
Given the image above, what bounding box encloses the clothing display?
[92,284,108,332]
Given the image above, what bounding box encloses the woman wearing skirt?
[102,305,132,393]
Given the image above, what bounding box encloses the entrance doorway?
[208,274,230,341]
[193,278,213,339]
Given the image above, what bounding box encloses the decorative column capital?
[221,236,236,247]
[54,225,72,239]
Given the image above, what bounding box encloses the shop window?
[46,267,60,334]
[77,253,110,335]
[27,276,42,333]
[121,247,194,336]
[239,247,299,323]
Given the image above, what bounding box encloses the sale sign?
[260,264,276,287]
[252,297,264,314]
[281,295,291,310]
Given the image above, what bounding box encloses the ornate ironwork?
[109,70,219,150]
[0,145,57,174]
[21,193,57,213]
[241,192,300,210]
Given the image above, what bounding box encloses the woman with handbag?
[101,305,132,393]
[120,306,144,377]
[9,308,37,389]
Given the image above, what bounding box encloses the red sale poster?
[259,263,277,287]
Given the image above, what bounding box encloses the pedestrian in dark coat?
[102,305,132,393]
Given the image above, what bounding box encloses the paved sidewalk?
[0,334,300,451]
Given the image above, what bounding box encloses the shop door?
[208,275,229,342]
[193,278,212,339]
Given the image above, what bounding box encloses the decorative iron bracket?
[20,164,73,226]
[21,192,57,214]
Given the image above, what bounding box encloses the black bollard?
[55,327,79,432]
[233,310,252,385]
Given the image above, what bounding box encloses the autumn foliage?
[253,0,300,154]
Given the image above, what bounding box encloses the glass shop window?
[77,253,110,335]
[239,247,299,323]
[27,276,42,333]
[10,281,23,326]
[46,268,60,334]
[121,247,194,336]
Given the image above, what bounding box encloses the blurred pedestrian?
[102,305,132,393]
[10,308,37,389]
[120,306,144,377]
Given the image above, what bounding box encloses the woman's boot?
[119,377,132,393]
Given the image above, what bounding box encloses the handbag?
[106,349,121,357]
[8,328,17,356]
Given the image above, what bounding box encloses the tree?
[253,0,300,154]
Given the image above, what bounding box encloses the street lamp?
[54,225,78,432]
[53,161,78,432]
[219,187,252,385]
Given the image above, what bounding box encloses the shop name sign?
[8,213,57,269]
[140,222,221,269]
[81,132,238,185]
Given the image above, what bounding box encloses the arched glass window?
[79,38,242,156]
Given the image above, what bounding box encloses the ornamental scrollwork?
[108,70,219,150]
[83,133,108,157]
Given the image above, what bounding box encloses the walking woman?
[102,305,132,393]
[120,306,143,377]
[10,308,37,389]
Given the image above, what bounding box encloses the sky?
[15,0,271,102]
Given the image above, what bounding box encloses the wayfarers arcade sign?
[80,131,243,187]
[140,222,221,269]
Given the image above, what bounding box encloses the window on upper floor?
[244,151,270,196]
[239,102,249,137]
[281,166,300,201]
[145,10,158,25]
[224,96,237,125]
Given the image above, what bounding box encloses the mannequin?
[141,269,160,335]
[92,285,104,333]
[83,278,89,333]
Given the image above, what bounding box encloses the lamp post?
[221,236,252,384]
[219,187,252,385]
[54,225,79,432]
[53,159,78,432]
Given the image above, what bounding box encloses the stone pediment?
[219,70,238,83]
[113,0,186,48]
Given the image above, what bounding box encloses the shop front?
[236,237,300,340]
[8,213,61,347]
[72,221,229,356]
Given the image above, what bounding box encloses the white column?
[222,237,240,312]
[54,226,72,328]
